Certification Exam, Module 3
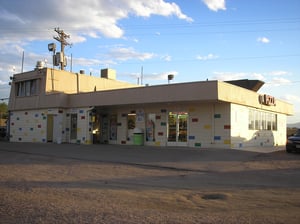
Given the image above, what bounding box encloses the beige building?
[8,67,293,149]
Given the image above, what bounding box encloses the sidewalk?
[0,141,286,172]
[234,145,285,153]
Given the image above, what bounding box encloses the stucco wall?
[45,69,139,94]
[230,103,287,148]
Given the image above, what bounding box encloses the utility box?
[101,68,116,80]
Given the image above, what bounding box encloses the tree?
[0,102,8,120]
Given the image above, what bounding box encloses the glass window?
[25,81,31,96]
[110,115,117,141]
[146,114,156,141]
[267,113,272,130]
[127,113,136,130]
[272,114,277,131]
[15,79,38,97]
[248,110,254,130]
[248,109,278,131]
[261,112,266,130]
[255,111,261,130]
[30,80,37,95]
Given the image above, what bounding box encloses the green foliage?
[0,102,8,119]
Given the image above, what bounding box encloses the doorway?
[167,112,188,146]
[70,113,77,141]
[47,115,54,142]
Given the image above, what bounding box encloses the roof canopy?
[225,79,264,92]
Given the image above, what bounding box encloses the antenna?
[141,66,143,85]
[53,27,71,70]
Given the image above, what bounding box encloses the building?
[8,66,293,149]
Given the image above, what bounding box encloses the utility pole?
[53,27,70,70]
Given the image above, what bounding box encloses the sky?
[0,0,299,124]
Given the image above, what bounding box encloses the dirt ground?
[0,142,300,224]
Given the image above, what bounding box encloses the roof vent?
[36,61,45,69]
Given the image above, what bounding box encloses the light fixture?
[48,43,56,52]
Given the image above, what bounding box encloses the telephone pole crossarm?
[53,27,71,70]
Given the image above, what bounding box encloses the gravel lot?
[0,142,300,223]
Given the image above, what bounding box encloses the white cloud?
[161,55,172,61]
[107,47,155,61]
[196,53,218,61]
[202,0,226,11]
[72,57,112,68]
[269,77,291,86]
[0,80,8,85]
[121,70,178,83]
[0,0,192,42]
[257,37,270,44]
[211,71,247,81]
[144,71,178,81]
[252,72,265,81]
[280,94,300,104]
[269,70,288,76]
[211,71,267,81]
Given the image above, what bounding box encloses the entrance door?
[100,115,109,144]
[70,114,77,141]
[167,112,188,146]
[47,115,54,142]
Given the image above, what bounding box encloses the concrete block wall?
[188,104,213,148]
[9,109,48,143]
[65,108,93,144]
[212,103,231,148]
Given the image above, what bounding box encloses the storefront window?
[110,115,117,140]
[248,109,277,131]
[127,113,136,130]
[146,114,155,141]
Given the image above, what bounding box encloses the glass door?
[168,112,188,146]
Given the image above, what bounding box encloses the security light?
[48,43,56,52]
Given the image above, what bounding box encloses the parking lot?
[0,142,300,223]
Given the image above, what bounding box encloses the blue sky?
[0,0,299,124]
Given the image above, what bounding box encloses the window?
[248,109,277,131]
[127,113,136,130]
[146,114,156,141]
[110,115,117,141]
[16,79,38,97]
[248,110,255,130]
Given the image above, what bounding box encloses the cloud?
[120,70,178,83]
[0,0,192,42]
[202,0,226,11]
[269,70,288,76]
[144,71,178,81]
[257,37,270,44]
[280,94,300,104]
[107,47,155,61]
[196,53,219,61]
[211,71,267,82]
[252,72,265,80]
[269,77,291,86]
[161,55,172,61]
[211,71,247,81]
[0,80,8,85]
